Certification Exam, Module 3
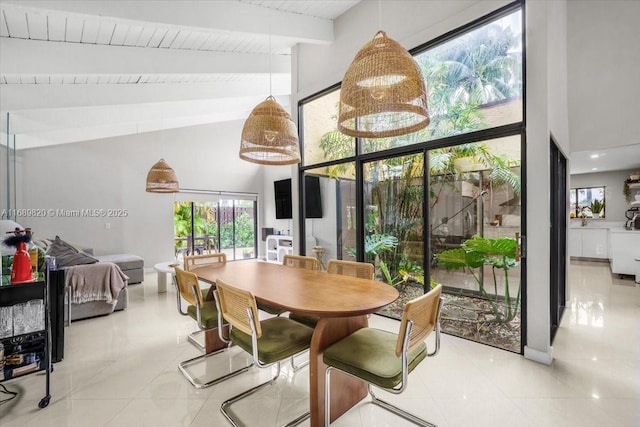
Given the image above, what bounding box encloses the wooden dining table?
[191,260,399,427]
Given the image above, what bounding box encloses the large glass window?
[174,194,257,262]
[299,4,524,353]
[569,187,605,219]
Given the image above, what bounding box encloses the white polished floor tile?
[104,398,206,427]
[1,262,639,427]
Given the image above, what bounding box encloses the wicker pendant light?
[145,158,179,193]
[239,95,300,165]
[338,30,430,138]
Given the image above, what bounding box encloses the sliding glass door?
[174,194,257,262]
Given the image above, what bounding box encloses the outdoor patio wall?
[16,119,264,266]
[292,0,571,363]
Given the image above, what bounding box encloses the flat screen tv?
[273,177,323,219]
[274,179,293,219]
[304,175,323,218]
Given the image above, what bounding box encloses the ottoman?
[95,253,144,284]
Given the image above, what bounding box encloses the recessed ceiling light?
[591,167,598,171]
[590,154,599,159]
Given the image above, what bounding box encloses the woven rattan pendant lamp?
[239,31,300,165]
[145,158,179,193]
[338,30,430,138]
[239,95,300,165]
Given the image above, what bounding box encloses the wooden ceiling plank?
[0,9,9,37]
[81,19,100,44]
[26,10,47,40]
[110,23,129,45]
[136,27,156,47]
[158,28,179,48]
[169,30,189,49]
[3,6,29,38]
[65,15,84,42]
[123,24,144,46]
[95,21,115,44]
[46,12,65,41]
[146,27,167,48]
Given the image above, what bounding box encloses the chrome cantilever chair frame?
[181,253,227,350]
[174,281,207,351]
[214,288,311,427]
[175,268,253,389]
[324,294,444,427]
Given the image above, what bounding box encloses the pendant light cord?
[269,29,272,96]
[378,0,382,30]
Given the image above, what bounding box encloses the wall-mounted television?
[273,176,323,219]
[304,176,323,218]
[274,179,293,219]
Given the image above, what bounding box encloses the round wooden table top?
[191,260,398,318]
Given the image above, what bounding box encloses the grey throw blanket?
[66,262,129,305]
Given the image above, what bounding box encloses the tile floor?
[1,260,639,426]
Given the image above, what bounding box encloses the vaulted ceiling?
[0,0,360,149]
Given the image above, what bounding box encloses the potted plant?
[435,235,520,324]
[590,199,604,218]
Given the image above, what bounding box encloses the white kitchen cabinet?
[609,230,640,276]
[568,228,608,259]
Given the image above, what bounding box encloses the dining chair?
[183,252,227,271]
[214,279,314,427]
[174,267,253,389]
[323,284,443,426]
[289,259,375,329]
[326,258,375,279]
[180,253,227,349]
[280,254,318,371]
[282,254,318,270]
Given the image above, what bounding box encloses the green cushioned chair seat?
[230,317,314,365]
[187,300,221,329]
[289,313,319,329]
[323,328,426,389]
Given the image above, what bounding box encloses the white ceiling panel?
[123,24,144,46]
[109,23,129,45]
[0,0,360,148]
[81,19,100,43]
[0,10,9,37]
[135,27,156,47]
[3,6,28,38]
[25,10,48,40]
[95,20,115,44]
[64,15,84,42]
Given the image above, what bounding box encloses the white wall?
[567,1,640,152]
[17,120,264,266]
[523,0,570,364]
[570,169,635,223]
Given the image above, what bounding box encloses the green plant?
[435,235,520,323]
[590,199,604,215]
[623,182,631,203]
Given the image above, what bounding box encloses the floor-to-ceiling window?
[299,3,524,352]
[173,192,257,262]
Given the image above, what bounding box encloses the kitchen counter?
[609,228,640,233]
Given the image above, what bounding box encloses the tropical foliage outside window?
[299,6,524,352]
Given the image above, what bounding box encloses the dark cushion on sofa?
[46,236,98,267]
